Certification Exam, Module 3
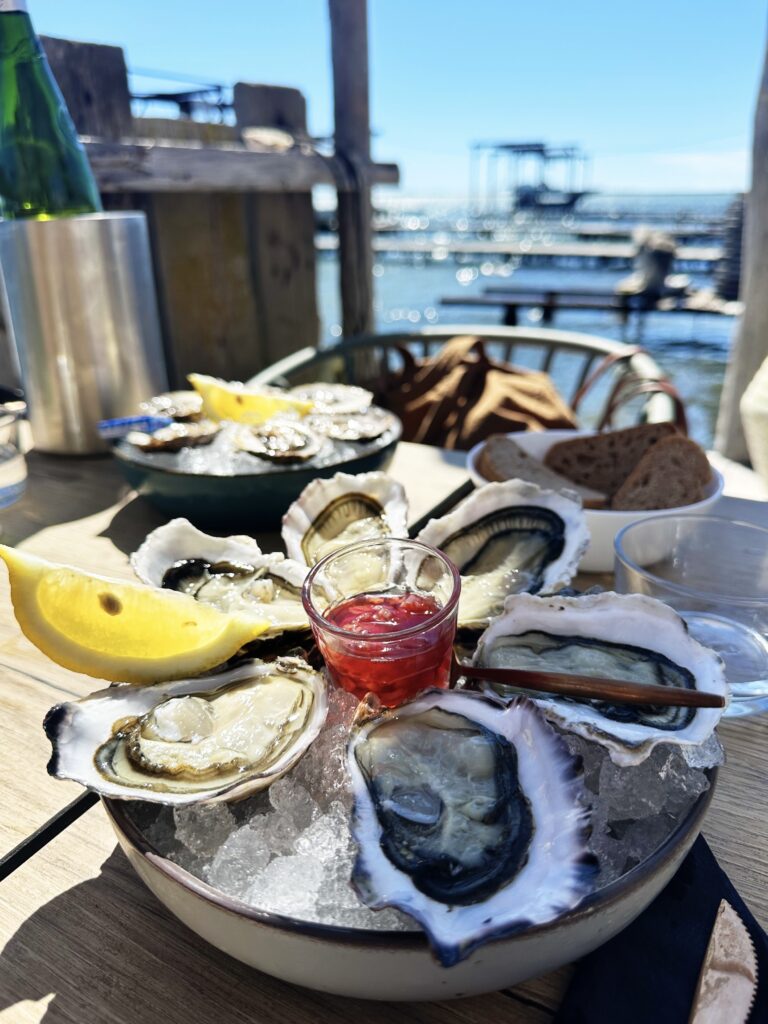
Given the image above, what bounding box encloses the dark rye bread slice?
[478,434,606,505]
[610,434,712,510]
[543,423,677,497]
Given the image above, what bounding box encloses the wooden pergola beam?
[83,138,398,193]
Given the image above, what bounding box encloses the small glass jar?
[302,537,461,707]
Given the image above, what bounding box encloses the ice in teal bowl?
[112,416,402,531]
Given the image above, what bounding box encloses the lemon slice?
[0,546,270,684]
[188,373,313,425]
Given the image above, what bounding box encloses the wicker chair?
[250,325,678,429]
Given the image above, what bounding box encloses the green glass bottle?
[0,0,102,219]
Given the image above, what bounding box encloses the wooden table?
[0,443,766,1023]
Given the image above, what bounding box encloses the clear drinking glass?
[302,537,461,707]
[614,514,768,717]
[0,406,27,509]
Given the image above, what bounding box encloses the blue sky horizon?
[32,0,767,198]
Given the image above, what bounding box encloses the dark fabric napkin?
[554,836,768,1023]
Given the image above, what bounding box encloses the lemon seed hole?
[99,593,122,616]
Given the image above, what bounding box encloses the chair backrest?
[249,326,677,428]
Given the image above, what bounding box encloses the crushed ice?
[126,686,723,930]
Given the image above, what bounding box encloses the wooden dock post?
[233,84,319,367]
[329,0,375,338]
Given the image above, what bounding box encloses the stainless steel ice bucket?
[0,212,168,453]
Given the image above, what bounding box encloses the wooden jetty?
[568,222,722,244]
[316,234,722,270]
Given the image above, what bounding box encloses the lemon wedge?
[0,546,270,684]
[188,373,313,425]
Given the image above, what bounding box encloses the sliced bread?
[543,422,678,497]
[477,434,606,505]
[610,434,712,510]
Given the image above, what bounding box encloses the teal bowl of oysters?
[111,379,401,529]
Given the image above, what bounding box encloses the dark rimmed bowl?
[112,418,401,530]
[104,771,715,1001]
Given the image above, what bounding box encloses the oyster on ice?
[234,421,325,463]
[473,592,728,766]
[282,471,409,566]
[306,407,395,443]
[44,657,327,804]
[289,382,374,416]
[348,689,594,966]
[416,480,589,628]
[126,418,220,452]
[131,519,308,635]
[140,390,204,422]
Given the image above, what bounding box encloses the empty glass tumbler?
[614,514,768,717]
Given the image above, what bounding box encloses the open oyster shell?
[126,418,220,452]
[131,519,308,635]
[234,421,325,462]
[416,479,589,628]
[289,383,373,416]
[282,471,409,566]
[44,658,327,804]
[139,390,204,422]
[305,407,396,443]
[348,689,594,967]
[473,592,728,766]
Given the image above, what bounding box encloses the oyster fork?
[450,652,726,709]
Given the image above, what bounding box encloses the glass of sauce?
[302,538,461,707]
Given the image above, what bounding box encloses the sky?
[32,0,767,197]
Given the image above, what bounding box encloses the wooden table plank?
[703,715,768,926]
[0,670,83,861]
[0,806,550,1024]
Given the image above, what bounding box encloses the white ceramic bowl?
[467,430,724,573]
[105,781,713,1001]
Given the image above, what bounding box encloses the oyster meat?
[416,480,589,628]
[45,657,327,804]
[290,382,373,416]
[131,519,308,635]
[140,390,204,422]
[282,471,409,566]
[126,418,220,452]
[473,592,728,765]
[306,407,395,443]
[348,689,594,966]
[235,421,325,462]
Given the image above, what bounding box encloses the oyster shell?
[282,471,409,566]
[44,657,327,804]
[140,390,204,422]
[290,383,373,415]
[126,418,220,452]
[131,519,308,635]
[348,689,594,966]
[416,480,589,628]
[473,592,728,766]
[234,421,325,462]
[306,407,395,443]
